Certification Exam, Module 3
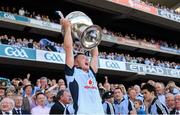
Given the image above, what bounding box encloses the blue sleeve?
[90,66,96,77]
[65,64,74,76]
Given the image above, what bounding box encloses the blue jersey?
[148,98,169,114]
[113,98,132,114]
[65,65,104,115]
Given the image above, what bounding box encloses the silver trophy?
[56,11,102,50]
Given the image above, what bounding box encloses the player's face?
[114,89,123,100]
[77,55,89,71]
[142,89,154,102]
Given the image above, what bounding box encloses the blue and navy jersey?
[65,65,105,115]
[113,98,131,114]
[148,98,169,114]
[102,101,115,114]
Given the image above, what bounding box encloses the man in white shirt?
[31,93,50,115]
[18,7,25,16]
[0,97,15,115]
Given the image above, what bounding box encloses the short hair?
[56,89,69,100]
[40,77,47,81]
[74,53,85,60]
[36,92,45,99]
[0,97,15,110]
[23,84,34,91]
[175,93,180,98]
[165,93,174,98]
[155,82,165,89]
[141,83,156,96]
[128,87,136,94]
[114,87,123,93]
[134,99,143,105]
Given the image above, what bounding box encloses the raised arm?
[61,19,74,68]
[90,47,99,73]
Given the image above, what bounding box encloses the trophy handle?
[56,11,64,19]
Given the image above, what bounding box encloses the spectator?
[134,85,143,101]
[50,90,71,115]
[141,83,168,114]
[134,99,146,114]
[118,84,127,96]
[31,93,50,115]
[103,76,111,91]
[155,82,166,106]
[58,79,65,87]
[98,83,106,98]
[59,84,66,91]
[45,91,55,108]
[128,87,137,103]
[102,91,115,114]
[165,93,175,113]
[127,88,137,114]
[166,81,180,95]
[0,84,6,101]
[39,77,49,93]
[170,94,180,114]
[0,97,15,114]
[22,84,35,113]
[13,95,29,114]
[18,7,25,16]
[51,79,56,86]
[113,87,132,114]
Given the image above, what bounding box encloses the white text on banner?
[36,50,65,64]
[98,59,126,71]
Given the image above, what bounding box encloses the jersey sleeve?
[65,64,75,83]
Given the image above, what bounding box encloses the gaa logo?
[5,47,28,58]
[4,13,16,20]
[105,61,120,69]
[45,52,63,62]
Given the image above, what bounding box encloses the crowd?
[99,52,180,69]
[102,27,180,50]
[0,6,179,50]
[0,34,179,70]
[0,3,179,115]
[0,75,179,114]
[0,34,65,53]
[132,0,180,15]
[0,6,59,24]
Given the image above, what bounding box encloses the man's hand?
[60,19,71,33]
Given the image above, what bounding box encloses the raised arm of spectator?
[61,19,74,68]
[90,47,99,73]
[104,76,109,84]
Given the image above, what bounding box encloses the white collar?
[14,107,21,110]
[59,101,66,108]
[2,111,13,114]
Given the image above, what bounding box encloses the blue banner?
[160,46,179,54]
[157,9,180,23]
[0,11,29,22]
[125,63,180,78]
[0,44,36,60]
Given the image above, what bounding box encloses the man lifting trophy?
[58,11,105,114]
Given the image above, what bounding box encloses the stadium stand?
[0,0,179,114]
